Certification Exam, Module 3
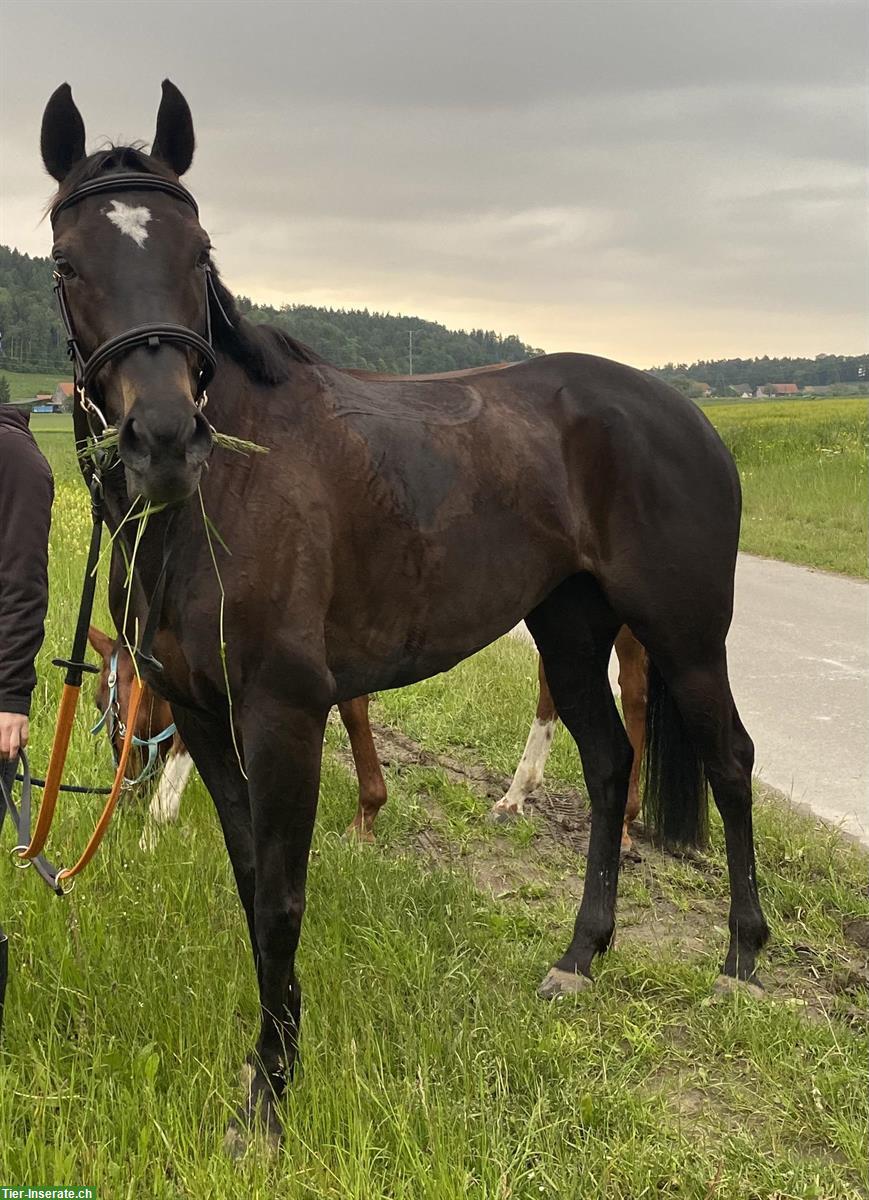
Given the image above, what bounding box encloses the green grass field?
[0,369,71,403]
[0,404,866,1196]
[702,398,867,578]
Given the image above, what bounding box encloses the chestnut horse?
[87,627,386,845]
[41,81,767,1150]
[89,625,646,849]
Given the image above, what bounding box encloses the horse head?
[41,81,213,504]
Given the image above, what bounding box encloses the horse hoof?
[489,800,521,824]
[537,967,593,1000]
[712,973,764,1001]
[223,1120,281,1157]
[223,1122,249,1159]
[224,1064,284,1157]
[344,823,376,844]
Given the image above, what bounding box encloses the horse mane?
[51,146,327,383]
[205,263,326,381]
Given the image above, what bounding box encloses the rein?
[8,170,211,889]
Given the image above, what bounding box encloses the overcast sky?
[1,0,865,365]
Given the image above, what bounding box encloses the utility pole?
[408,328,420,375]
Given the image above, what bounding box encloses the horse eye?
[196,248,212,269]
[54,257,76,279]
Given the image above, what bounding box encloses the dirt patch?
[329,718,869,1025]
[332,720,727,946]
[844,916,869,952]
[332,719,585,906]
[367,718,597,852]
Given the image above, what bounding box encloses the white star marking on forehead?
[106,200,152,248]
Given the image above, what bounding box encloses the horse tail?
[642,659,709,848]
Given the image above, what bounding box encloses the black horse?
[40,80,767,1151]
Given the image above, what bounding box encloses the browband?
[51,173,199,221]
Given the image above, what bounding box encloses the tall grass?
[703,398,867,576]
[1,468,866,1195]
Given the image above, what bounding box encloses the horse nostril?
[187,409,213,464]
[119,413,151,469]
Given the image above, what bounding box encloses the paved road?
[727,554,867,845]
[512,553,869,845]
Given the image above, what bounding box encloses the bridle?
[91,649,177,786]
[50,170,229,441]
[6,170,224,891]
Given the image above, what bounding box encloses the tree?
[0,375,10,404]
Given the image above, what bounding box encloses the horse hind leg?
[491,656,558,820]
[340,695,388,841]
[524,575,634,997]
[615,626,647,851]
[647,652,769,989]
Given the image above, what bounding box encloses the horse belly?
[326,501,576,697]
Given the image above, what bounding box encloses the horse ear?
[151,79,195,176]
[87,625,115,663]
[41,83,86,182]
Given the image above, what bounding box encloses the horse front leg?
[225,698,329,1155]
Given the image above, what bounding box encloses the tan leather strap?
[54,677,145,885]
[17,684,80,861]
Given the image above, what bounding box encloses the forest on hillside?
[0,245,541,374]
[2,244,864,388]
[648,355,867,393]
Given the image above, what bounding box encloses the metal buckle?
[10,846,32,870]
[78,385,107,427]
[54,871,76,896]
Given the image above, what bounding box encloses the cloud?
[1,0,864,362]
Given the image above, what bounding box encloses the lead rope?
[50,517,175,887]
[2,752,63,893]
[52,680,145,887]
[17,475,104,862]
[15,504,175,885]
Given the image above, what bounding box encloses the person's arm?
[0,434,53,757]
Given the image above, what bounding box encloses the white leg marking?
[106,200,151,247]
[141,751,193,851]
[150,750,193,824]
[493,717,557,815]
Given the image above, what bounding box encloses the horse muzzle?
[119,403,212,504]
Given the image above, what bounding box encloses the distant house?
[31,388,66,414]
[755,383,799,398]
[31,392,58,414]
[52,381,74,410]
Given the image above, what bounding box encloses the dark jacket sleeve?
[0,431,54,715]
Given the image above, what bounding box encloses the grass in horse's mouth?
[198,485,247,779]
[77,425,268,463]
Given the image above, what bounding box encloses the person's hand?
[0,713,29,760]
